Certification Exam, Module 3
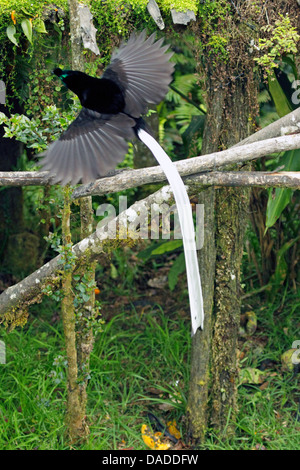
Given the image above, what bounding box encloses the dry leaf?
[141,424,171,450]
[167,420,181,440]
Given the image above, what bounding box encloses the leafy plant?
[0,100,80,152]
[255,14,300,78]
[265,149,300,232]
[263,53,300,233]
[267,71,292,118]
[6,9,47,47]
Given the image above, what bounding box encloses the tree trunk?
[186,74,224,442]
[61,186,88,442]
[187,45,258,439]
[210,76,254,433]
[60,0,97,443]
[186,187,216,443]
[77,197,97,419]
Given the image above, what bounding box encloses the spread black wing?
[40,31,173,185]
[103,30,174,118]
[40,109,135,185]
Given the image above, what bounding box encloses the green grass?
[0,294,299,450]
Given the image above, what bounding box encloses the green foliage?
[0,100,80,152]
[266,187,292,231]
[90,0,152,51]
[150,239,183,255]
[42,230,102,337]
[0,0,68,19]
[168,74,206,141]
[161,35,206,158]
[0,0,68,46]
[255,14,300,78]
[265,149,300,231]
[138,239,186,292]
[25,68,65,117]
[73,269,103,341]
[270,237,300,291]
[262,54,300,234]
[267,72,292,118]
[6,24,18,45]
[197,0,229,23]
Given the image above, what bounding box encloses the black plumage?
[40,31,174,185]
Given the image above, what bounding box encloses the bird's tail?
[132,116,153,137]
[136,127,204,336]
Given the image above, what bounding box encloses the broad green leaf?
[21,7,33,16]
[34,18,47,34]
[273,245,288,285]
[168,252,185,291]
[280,148,300,172]
[6,25,18,46]
[151,239,183,255]
[265,187,292,231]
[265,148,300,231]
[82,293,90,302]
[137,241,166,260]
[21,18,32,44]
[268,72,292,117]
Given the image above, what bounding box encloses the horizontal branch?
[0,171,54,186]
[0,134,300,195]
[1,105,300,190]
[185,171,300,190]
[72,133,300,198]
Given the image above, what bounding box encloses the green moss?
[197,0,229,23]
[1,307,29,330]
[207,34,228,58]
[126,0,149,7]
[157,0,197,14]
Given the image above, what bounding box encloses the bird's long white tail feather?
[138,128,204,335]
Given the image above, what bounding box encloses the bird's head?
[53,68,86,97]
[53,68,73,83]
[53,67,63,77]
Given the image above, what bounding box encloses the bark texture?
[187,45,258,438]
[61,187,88,442]
[209,76,255,433]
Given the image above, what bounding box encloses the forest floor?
[0,243,299,450]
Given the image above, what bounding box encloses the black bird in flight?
[40,30,174,185]
[40,31,204,335]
